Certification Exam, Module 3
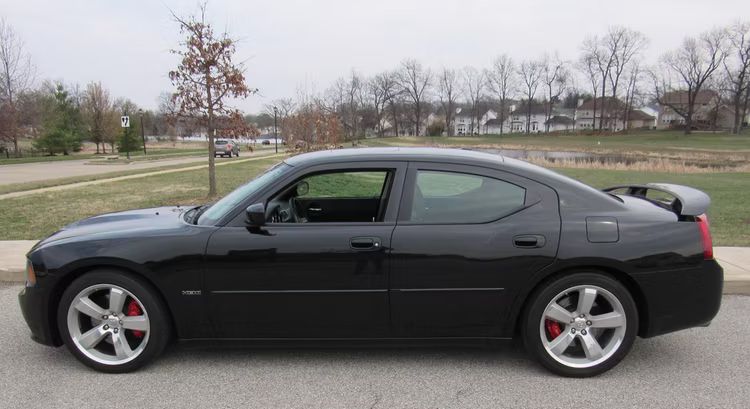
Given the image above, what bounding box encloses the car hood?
[33,206,191,249]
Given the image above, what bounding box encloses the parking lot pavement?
[2,284,748,409]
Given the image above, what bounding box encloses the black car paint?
[18,148,723,347]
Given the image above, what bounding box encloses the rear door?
[390,162,560,337]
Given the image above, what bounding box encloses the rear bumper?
[18,285,61,347]
[633,259,723,338]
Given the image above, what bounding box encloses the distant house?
[657,90,720,129]
[626,109,656,129]
[509,104,548,133]
[575,97,627,131]
[453,108,497,135]
[545,116,576,132]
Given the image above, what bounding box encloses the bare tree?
[607,27,647,102]
[368,71,398,137]
[723,21,750,134]
[541,54,569,132]
[577,52,601,131]
[168,3,255,196]
[485,55,516,135]
[518,59,543,134]
[653,28,727,134]
[462,66,485,134]
[436,68,459,136]
[397,59,431,136]
[0,18,35,155]
[580,27,644,131]
[622,62,643,132]
[82,82,113,154]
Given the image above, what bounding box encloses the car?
[261,139,270,145]
[18,147,722,376]
[214,139,239,157]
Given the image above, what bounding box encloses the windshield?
[197,162,291,225]
[215,140,228,145]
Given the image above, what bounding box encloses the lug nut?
[581,329,587,335]
[579,314,585,318]
[571,328,576,333]
[102,315,108,319]
[103,324,109,330]
[119,320,123,325]
[570,319,575,324]
[586,320,592,326]
[113,328,119,334]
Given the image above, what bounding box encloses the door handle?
[513,235,546,248]
[350,237,381,250]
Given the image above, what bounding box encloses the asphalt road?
[0,156,207,185]
[2,284,749,409]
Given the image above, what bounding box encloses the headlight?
[26,259,37,287]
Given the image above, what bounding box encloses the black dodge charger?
[18,147,723,377]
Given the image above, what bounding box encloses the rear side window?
[410,170,526,223]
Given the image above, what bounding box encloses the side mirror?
[245,203,266,226]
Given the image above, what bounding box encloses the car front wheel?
[57,270,170,373]
[522,272,638,377]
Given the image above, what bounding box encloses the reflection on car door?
[390,162,561,337]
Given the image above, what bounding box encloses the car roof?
[284,147,503,167]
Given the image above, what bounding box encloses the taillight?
[696,214,713,260]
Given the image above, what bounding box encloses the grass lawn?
[364,130,750,154]
[0,154,747,246]
[0,147,208,165]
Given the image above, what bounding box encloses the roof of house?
[628,109,656,121]
[510,104,548,115]
[577,97,626,111]
[545,115,576,125]
[662,90,718,105]
[485,118,505,126]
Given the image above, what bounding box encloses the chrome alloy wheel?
[539,285,626,369]
[66,284,150,366]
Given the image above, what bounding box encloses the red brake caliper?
[126,300,145,338]
[545,319,562,339]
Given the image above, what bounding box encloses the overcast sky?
[1,0,745,113]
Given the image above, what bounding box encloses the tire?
[235,151,240,157]
[522,272,638,377]
[57,270,171,373]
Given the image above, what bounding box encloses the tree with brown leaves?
[169,4,255,196]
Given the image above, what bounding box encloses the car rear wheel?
[522,272,638,377]
[57,270,170,373]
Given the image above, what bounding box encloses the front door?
[204,162,406,338]
[390,162,560,337]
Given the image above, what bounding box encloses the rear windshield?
[215,140,228,144]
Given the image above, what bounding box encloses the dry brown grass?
[524,157,750,173]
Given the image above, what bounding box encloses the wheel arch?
[48,261,177,347]
[508,264,649,339]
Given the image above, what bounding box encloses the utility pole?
[273,106,278,154]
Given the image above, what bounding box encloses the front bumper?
[18,285,62,346]
[634,259,723,338]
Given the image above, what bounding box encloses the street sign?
[121,116,130,128]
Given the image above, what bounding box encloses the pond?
[476,148,735,169]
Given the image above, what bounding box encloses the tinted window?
[410,170,526,223]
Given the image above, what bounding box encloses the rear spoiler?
[602,183,710,216]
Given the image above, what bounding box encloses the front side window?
[197,162,291,225]
[267,170,392,223]
[410,170,526,224]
